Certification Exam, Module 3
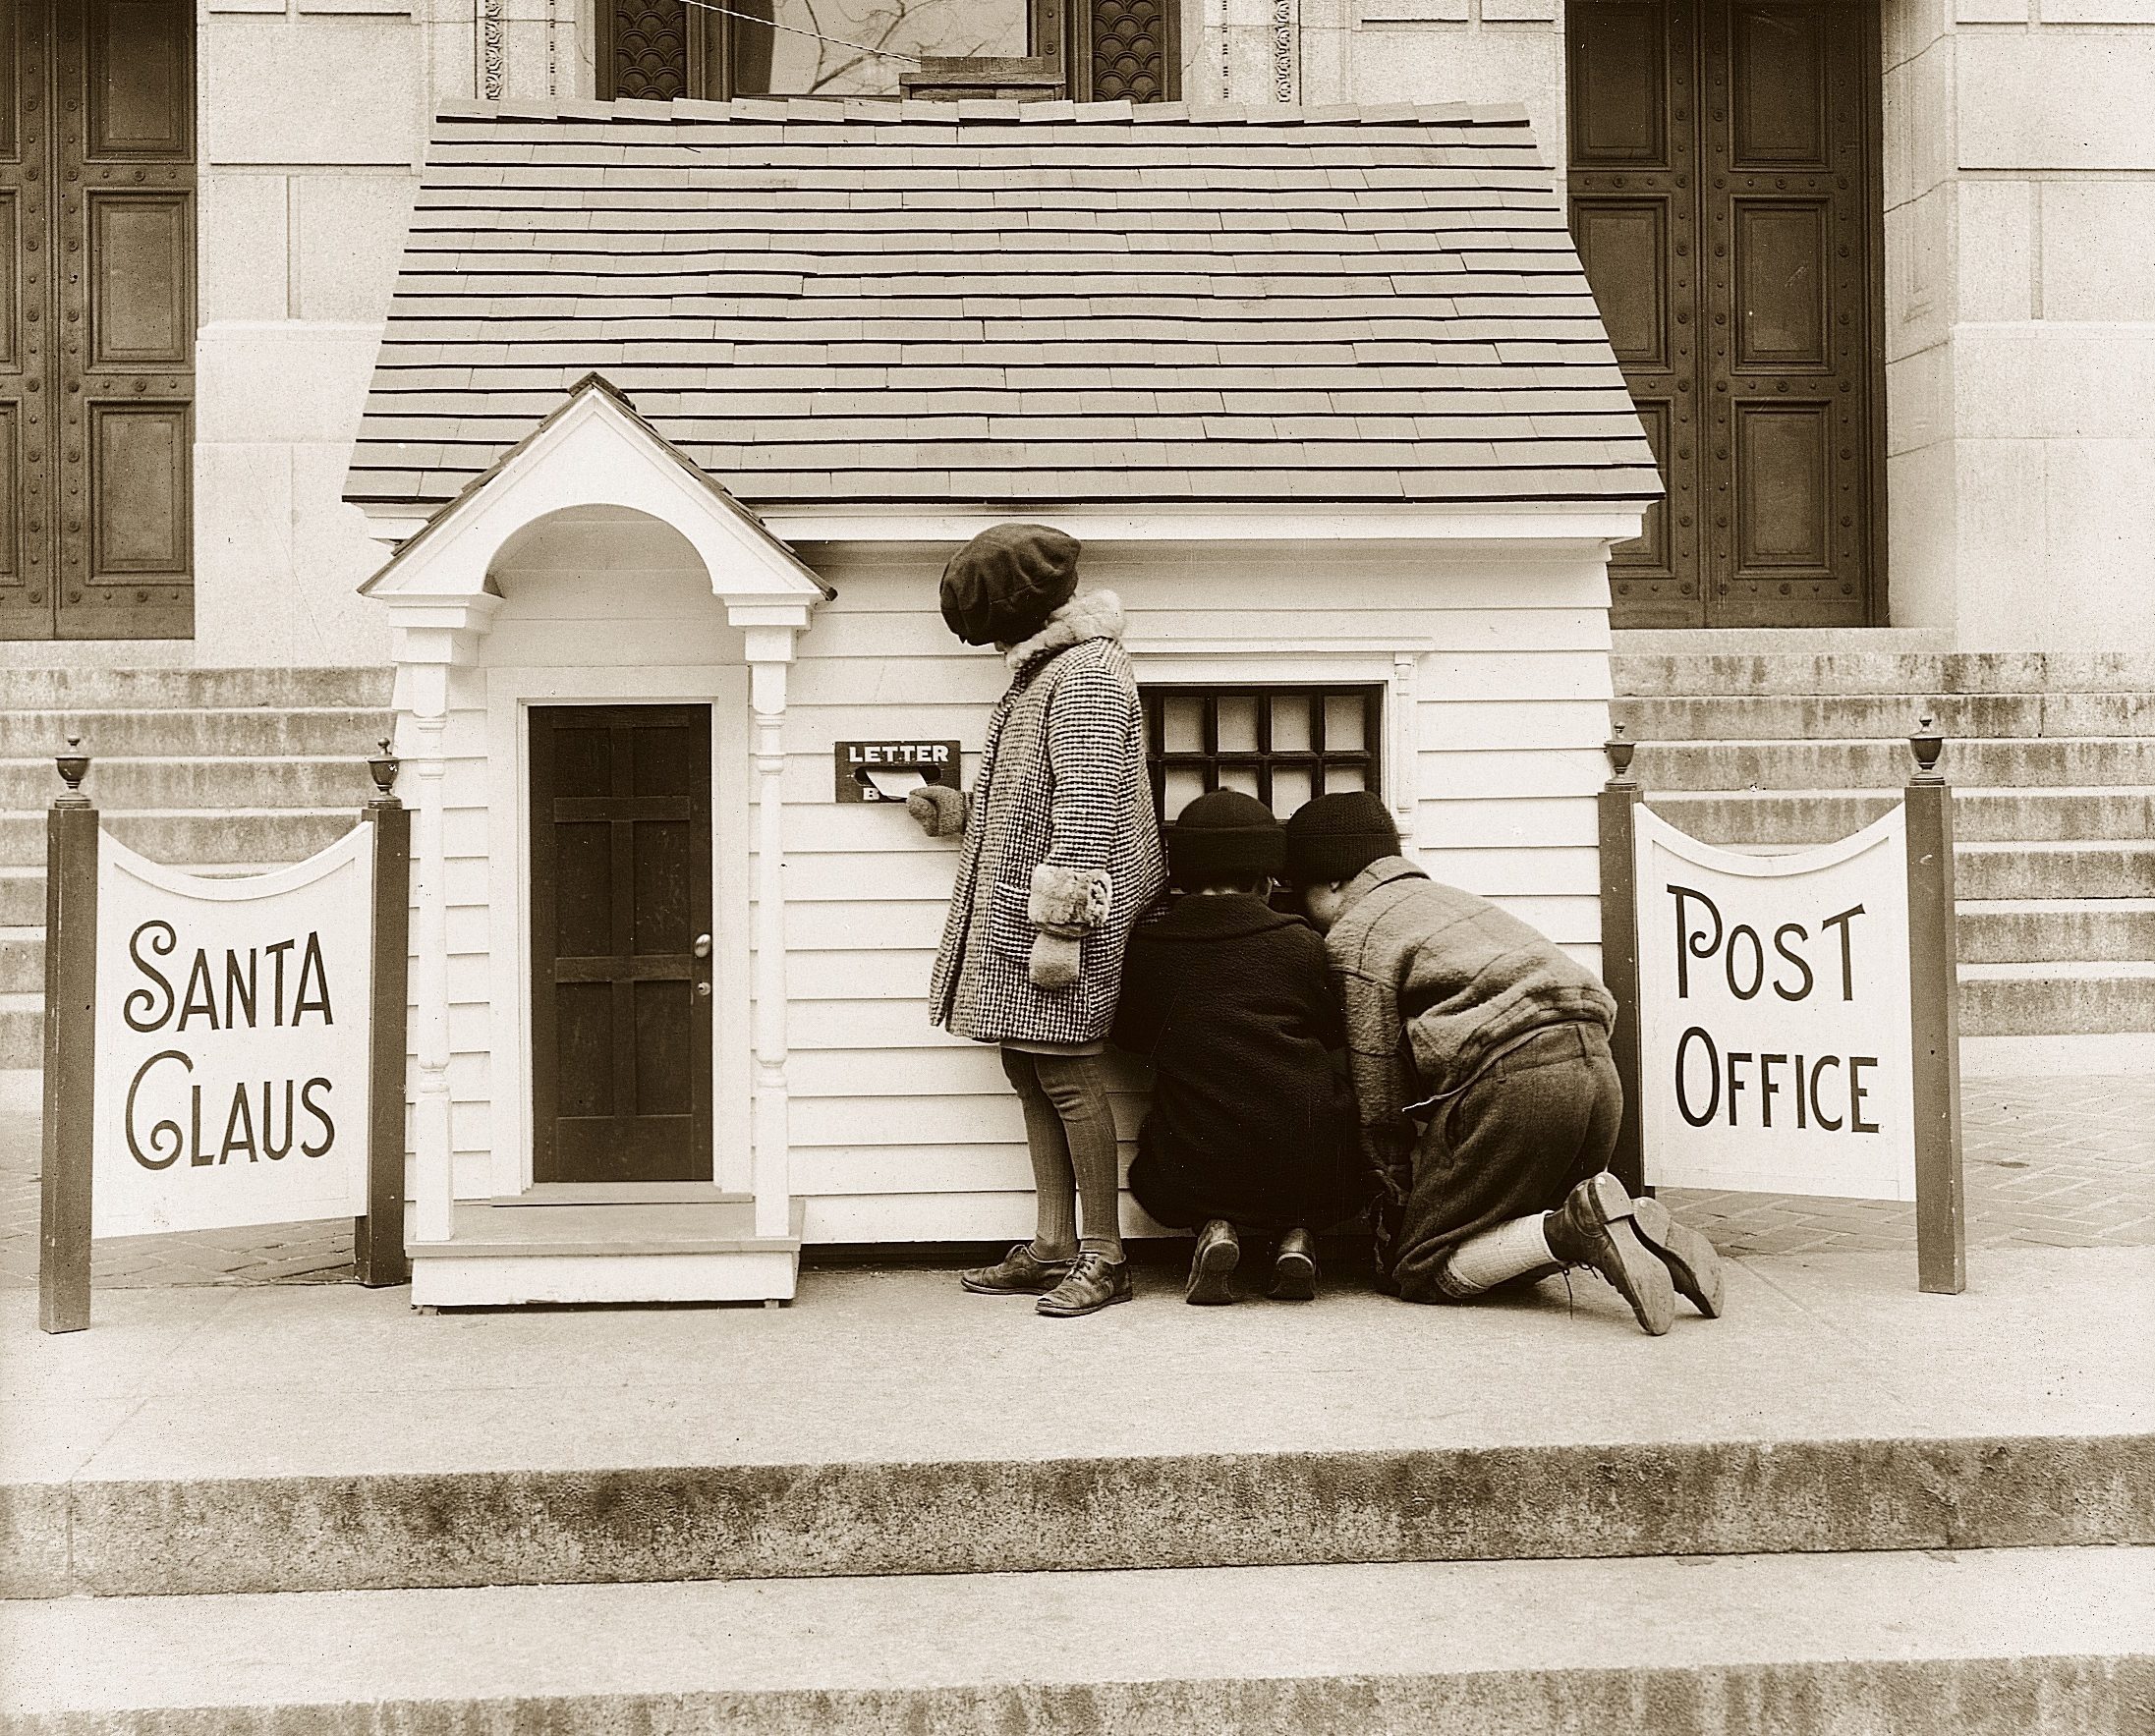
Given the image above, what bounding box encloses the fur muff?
[1029,864,1113,935]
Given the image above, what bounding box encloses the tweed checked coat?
[929,591,1165,1045]
[1323,856,1618,1275]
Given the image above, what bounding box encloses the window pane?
[1163,764,1206,814]
[1163,696,1205,755]
[1218,762,1260,798]
[733,0,1027,96]
[1270,762,1313,817]
[1269,695,1311,753]
[1216,694,1259,753]
[1323,761,1366,794]
[1325,693,1367,754]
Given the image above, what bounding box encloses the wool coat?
[928,591,1165,1046]
[1322,857,1619,1280]
[1110,892,1367,1232]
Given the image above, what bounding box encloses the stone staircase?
[1613,651,2155,1040]
[0,667,394,1080]
[3,1256,2148,1729]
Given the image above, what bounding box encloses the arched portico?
[358,376,830,1301]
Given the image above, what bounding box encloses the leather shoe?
[1545,1173,1675,1336]
[960,1243,1074,1296]
[1037,1251,1134,1317]
[1185,1219,1240,1306]
[1270,1227,1318,1301]
[1629,1196,1726,1317]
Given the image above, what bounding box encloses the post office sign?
[1634,804,1917,1202]
[833,740,963,804]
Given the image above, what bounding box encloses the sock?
[1434,1214,1560,1301]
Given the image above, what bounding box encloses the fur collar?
[1003,589,1126,672]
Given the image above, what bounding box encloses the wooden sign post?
[38,743,99,1335]
[1599,720,1966,1294]
[355,740,413,1288]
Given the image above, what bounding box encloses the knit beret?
[938,524,1083,646]
[1282,791,1400,887]
[1168,788,1285,888]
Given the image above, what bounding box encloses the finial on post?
[1909,713,1946,782]
[53,736,90,808]
[1604,721,1637,785]
[368,737,402,806]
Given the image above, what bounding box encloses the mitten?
[906,783,969,839]
[1029,930,1082,989]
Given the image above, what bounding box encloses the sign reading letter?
[1633,807,1916,1201]
[90,831,374,1237]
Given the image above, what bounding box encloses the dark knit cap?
[938,524,1083,646]
[1168,789,1285,887]
[1283,791,1400,886]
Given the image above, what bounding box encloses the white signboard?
[1635,805,1916,1201]
[91,829,374,1237]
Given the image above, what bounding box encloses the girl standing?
[913,525,1165,1317]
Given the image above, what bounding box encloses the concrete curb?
[4,1654,2151,1735]
[6,1431,2149,1600]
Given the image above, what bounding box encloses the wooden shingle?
[346,101,1659,512]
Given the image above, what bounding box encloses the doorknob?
[693,933,712,959]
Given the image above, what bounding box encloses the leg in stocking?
[1029,1052,1123,1260]
[1000,1046,1078,1260]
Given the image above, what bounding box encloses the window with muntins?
[1141,686,1384,824]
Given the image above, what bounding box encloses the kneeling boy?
[1282,792,1724,1335]
[1112,790,1367,1303]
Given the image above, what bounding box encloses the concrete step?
[9,1252,2149,1601]
[0,989,34,1066]
[0,926,37,994]
[1630,736,2155,791]
[1960,962,2155,1036]
[0,666,392,710]
[1647,786,2155,845]
[3,1548,2147,1735]
[0,869,40,927]
[1610,649,2155,697]
[1957,841,2155,901]
[0,705,391,759]
[0,809,357,869]
[0,755,379,815]
[1614,690,2155,741]
[1959,899,2155,965]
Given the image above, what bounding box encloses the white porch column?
[730,605,811,1242]
[388,599,499,1245]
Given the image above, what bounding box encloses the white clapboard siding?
[804,1190,1176,1245]
[790,1091,1151,1149]
[410,532,1616,1233]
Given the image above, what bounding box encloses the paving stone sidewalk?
[2,1073,2150,1290]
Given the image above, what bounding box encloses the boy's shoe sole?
[1552,1173,1676,1337]
[1269,1228,1318,1301]
[1629,1196,1727,1318]
[1037,1280,1135,1318]
[1186,1224,1240,1306]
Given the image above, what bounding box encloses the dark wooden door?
[1567,0,1881,628]
[0,0,195,642]
[530,705,714,1184]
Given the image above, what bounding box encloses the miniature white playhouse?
[350,98,1657,1307]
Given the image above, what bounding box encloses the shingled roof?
[346,97,1659,515]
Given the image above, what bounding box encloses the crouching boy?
[1282,793,1724,1335]
[1112,790,1367,1304]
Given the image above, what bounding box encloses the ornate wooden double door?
[1567,0,1883,628]
[1,0,195,641]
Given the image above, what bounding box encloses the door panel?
[530,705,714,1185]
[1568,0,1880,628]
[2,0,194,642]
